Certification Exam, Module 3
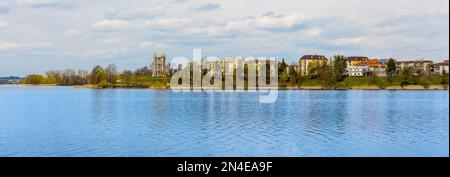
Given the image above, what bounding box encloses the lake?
[0,85,448,157]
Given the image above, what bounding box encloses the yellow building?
[297,55,328,76]
[346,56,369,67]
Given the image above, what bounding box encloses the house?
[0,76,23,84]
[430,60,449,75]
[297,55,328,76]
[221,57,245,76]
[347,59,386,77]
[346,56,369,67]
[396,60,433,75]
[362,59,386,77]
[347,64,370,77]
[202,58,220,72]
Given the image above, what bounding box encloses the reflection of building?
[430,60,449,75]
[152,53,167,77]
[297,55,328,76]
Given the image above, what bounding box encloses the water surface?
[0,85,448,156]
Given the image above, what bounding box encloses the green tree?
[307,61,321,79]
[134,66,152,76]
[90,65,107,85]
[386,58,396,83]
[24,74,45,85]
[45,70,62,84]
[288,63,298,84]
[278,59,289,82]
[398,67,413,88]
[106,63,118,84]
[332,55,347,81]
[121,70,134,87]
[441,71,449,89]
[318,63,335,88]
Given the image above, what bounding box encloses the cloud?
[15,0,71,9]
[101,37,126,45]
[94,19,132,29]
[0,42,22,51]
[332,37,364,46]
[139,41,169,49]
[139,41,153,48]
[254,12,306,31]
[1,0,449,76]
[213,12,307,34]
[106,6,164,20]
[193,3,220,12]
[0,21,9,28]
[169,0,188,3]
[143,18,190,29]
[0,41,53,52]
[79,47,129,58]
[63,29,81,37]
[0,0,70,13]
[0,1,14,14]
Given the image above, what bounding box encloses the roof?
[300,55,327,60]
[396,60,433,64]
[355,59,385,68]
[347,56,369,61]
[432,60,449,66]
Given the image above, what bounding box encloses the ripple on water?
[0,87,448,156]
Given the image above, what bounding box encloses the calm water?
[0,85,448,157]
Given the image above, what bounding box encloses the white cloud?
[139,41,153,48]
[193,3,221,12]
[332,37,365,46]
[139,41,169,49]
[0,42,53,51]
[107,6,164,20]
[63,29,81,37]
[299,28,323,38]
[143,18,190,29]
[155,43,169,48]
[102,37,126,45]
[1,0,449,76]
[79,47,129,58]
[0,21,9,28]
[254,12,306,30]
[0,42,21,50]
[15,0,64,6]
[94,19,132,29]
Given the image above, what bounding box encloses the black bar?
[0,157,448,176]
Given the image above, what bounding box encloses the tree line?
[22,57,449,89]
[278,56,448,89]
[22,64,159,87]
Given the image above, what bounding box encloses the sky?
[0,0,449,76]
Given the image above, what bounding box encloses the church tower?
[152,53,167,77]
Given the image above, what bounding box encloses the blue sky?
[0,0,449,76]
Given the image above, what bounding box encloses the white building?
[347,65,370,77]
[431,60,449,75]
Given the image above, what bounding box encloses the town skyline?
[0,0,449,76]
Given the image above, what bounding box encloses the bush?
[23,74,45,85]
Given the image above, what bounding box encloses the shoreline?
[8,84,449,90]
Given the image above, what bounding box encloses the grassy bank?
[297,76,448,90]
[20,76,448,90]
